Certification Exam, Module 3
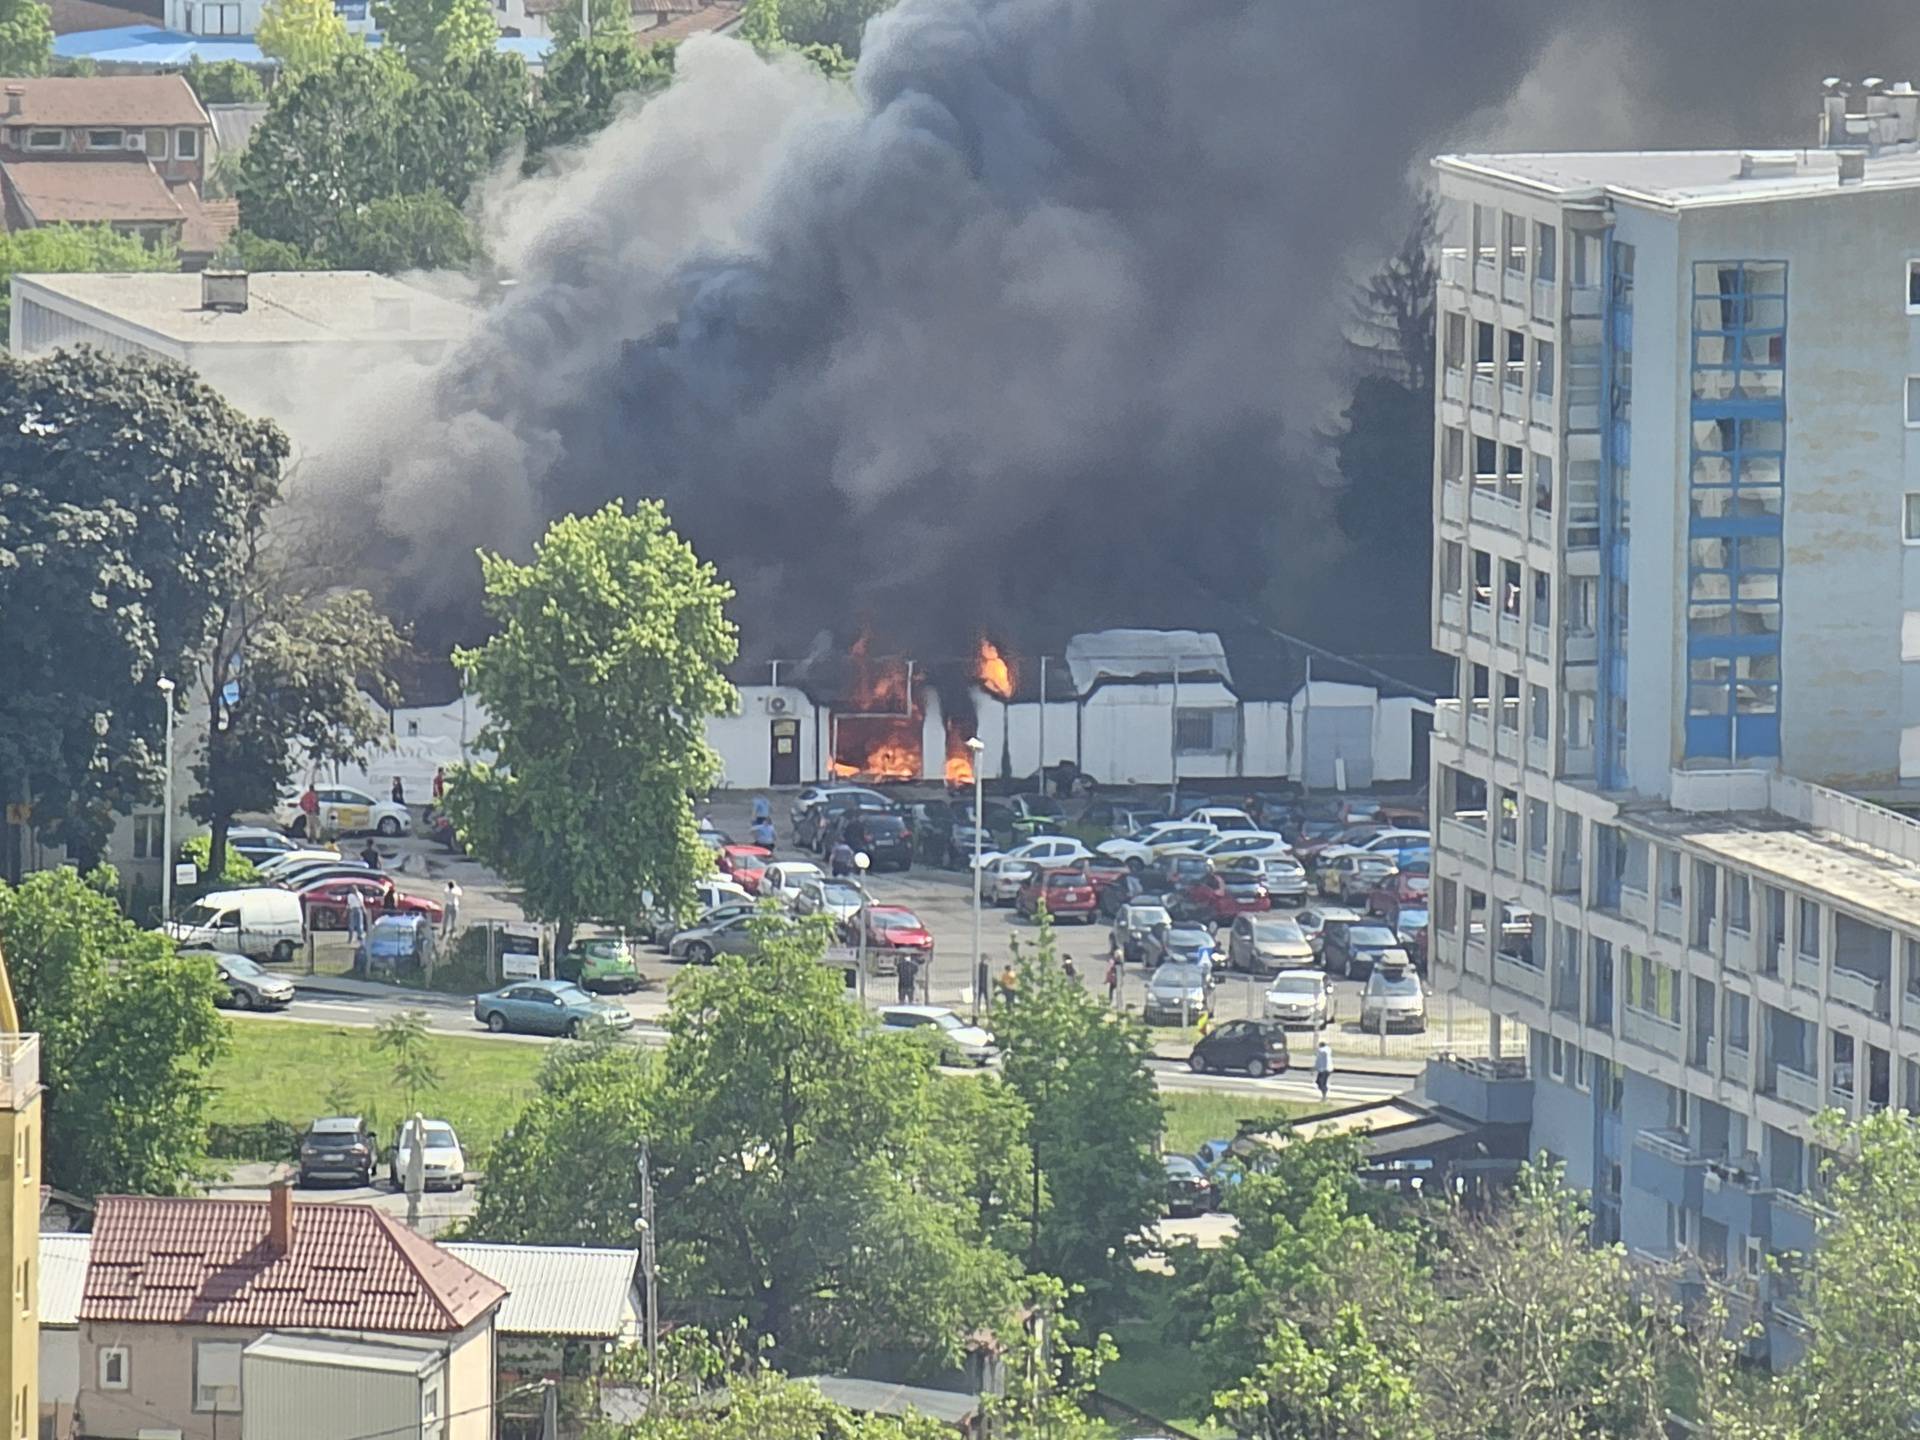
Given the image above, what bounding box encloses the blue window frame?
[1686,261,1785,760]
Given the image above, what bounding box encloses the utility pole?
[1301,653,1314,793]
[157,677,176,922]
[1037,656,1047,795]
[1167,656,1180,814]
[638,1139,659,1404]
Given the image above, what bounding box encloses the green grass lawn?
[208,1020,546,1164]
[1100,1274,1230,1439]
[1159,1091,1328,1154]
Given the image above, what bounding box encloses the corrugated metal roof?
[40,1232,91,1328]
[438,1243,638,1339]
[82,1196,504,1334]
[802,1377,977,1427]
[244,1331,444,1375]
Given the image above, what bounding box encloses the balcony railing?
[1439,814,1488,860]
[0,1035,38,1110]
[1475,258,1498,293]
[1830,966,1888,1019]
[1524,849,1548,887]
[1466,705,1490,752]
[1440,248,1467,288]
[1773,1063,1820,1111]
[1622,1004,1683,1055]
[1569,282,1603,317]
[1468,604,1492,639]
[1475,488,1523,534]
[1526,735,1549,773]
[1532,277,1556,320]
[1442,367,1465,403]
[1433,697,1462,742]
[1440,479,1464,525]
[1563,745,1595,779]
[1497,612,1521,650]
[1564,629,1598,665]
[1471,373,1495,411]
[1501,269,1527,305]
[1792,952,1822,993]
[1526,623,1550,659]
[1494,950,1548,1001]
[1438,592,1464,632]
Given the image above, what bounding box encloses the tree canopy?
[0,225,174,344]
[0,868,227,1196]
[0,0,51,76]
[525,35,674,162]
[254,0,356,75]
[445,500,737,951]
[372,0,497,74]
[0,349,286,865]
[180,56,266,105]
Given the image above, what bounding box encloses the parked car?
[878,1005,997,1065]
[1217,852,1309,905]
[1359,962,1428,1032]
[761,861,823,904]
[1318,851,1399,902]
[668,912,761,964]
[1098,822,1219,868]
[943,822,994,869]
[1197,831,1293,862]
[557,936,645,992]
[790,784,889,830]
[298,1116,377,1187]
[717,845,774,893]
[793,877,867,924]
[1187,1018,1291,1078]
[1295,906,1362,959]
[1006,792,1067,835]
[1143,962,1212,1025]
[976,836,1094,872]
[978,856,1037,907]
[1080,800,1166,838]
[1181,871,1269,924]
[664,901,758,947]
[205,951,295,1010]
[1111,903,1173,964]
[1262,971,1332,1028]
[269,861,386,892]
[844,905,933,975]
[1317,828,1431,866]
[1160,923,1219,972]
[363,913,435,977]
[1395,906,1431,968]
[297,875,443,930]
[1322,921,1405,981]
[1225,914,1315,975]
[1016,869,1099,924]
[388,1119,465,1192]
[1291,824,1388,866]
[803,795,899,853]
[910,800,962,862]
[840,812,915,871]
[1069,857,1135,918]
[255,847,345,878]
[277,786,412,839]
[166,887,307,965]
[1162,1154,1217,1217]
[1366,865,1431,916]
[1185,806,1258,833]
[473,979,634,1037]
[1138,852,1217,903]
[226,826,302,865]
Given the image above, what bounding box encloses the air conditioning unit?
[768,695,789,714]
[125,132,145,151]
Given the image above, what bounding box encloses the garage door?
[1304,705,1373,790]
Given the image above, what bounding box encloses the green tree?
[545,0,633,47]
[772,0,892,56]
[191,539,406,878]
[0,349,286,870]
[1215,1305,1430,1440]
[445,500,737,953]
[332,190,475,271]
[0,0,51,76]
[211,229,323,271]
[464,1037,656,1247]
[651,924,1023,1368]
[373,0,497,74]
[180,56,266,105]
[526,35,672,162]
[0,224,173,344]
[373,1010,442,1114]
[992,919,1162,1319]
[0,868,228,1196]
[256,0,356,75]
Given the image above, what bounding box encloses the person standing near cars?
[752,795,771,826]
[830,838,856,878]
[1105,953,1121,1007]
[895,952,917,1004]
[345,886,367,942]
[1314,1035,1334,1101]
[392,775,406,806]
[360,839,381,871]
[432,766,446,803]
[442,880,462,940]
[750,815,777,848]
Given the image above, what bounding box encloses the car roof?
[881,1004,954,1020]
[308,1116,364,1132]
[868,904,920,919]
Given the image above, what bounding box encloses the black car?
[298,1116,378,1186]
[1187,1019,1291,1079]
[911,801,960,861]
[841,813,914,871]
[1323,919,1403,980]
[1162,1154,1218,1217]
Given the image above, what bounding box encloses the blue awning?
[53,25,272,64]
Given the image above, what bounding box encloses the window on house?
[1174,708,1231,755]
[1908,376,1920,427]
[1528,684,1549,740]
[1441,541,1463,596]
[1905,493,1920,543]
[1832,1031,1856,1097]
[176,127,200,158]
[26,129,63,150]
[1726,990,1751,1053]
[1797,897,1822,959]
[1907,258,1920,311]
[1624,952,1680,1022]
[1547,1034,1567,1081]
[1534,221,1557,282]
[99,1347,129,1390]
[130,813,163,861]
[85,128,123,149]
[194,1340,242,1412]
[423,1385,441,1423]
[1727,874,1751,934]
[1526,798,1548,856]
[1534,338,1555,398]
[1657,848,1682,906]
[1692,859,1717,948]
[144,128,168,157]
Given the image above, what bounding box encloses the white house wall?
[974,693,1083,781]
[709,686,824,788]
[1240,700,1292,779]
[1373,696,1427,784]
[1080,680,1238,785]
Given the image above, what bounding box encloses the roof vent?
[1738,151,1800,179]
[3,86,22,120]
[1838,149,1869,184]
[200,269,248,313]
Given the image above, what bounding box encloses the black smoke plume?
[300,0,1920,665]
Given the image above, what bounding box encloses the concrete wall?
[1079,680,1238,785]
[41,1326,78,1423]
[1527,1033,1599,1192]
[708,687,824,788]
[1618,1068,1673,1256]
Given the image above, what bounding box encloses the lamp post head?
[964,736,984,755]
[156,676,175,697]
[854,852,870,872]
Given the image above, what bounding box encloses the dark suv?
[1322,919,1403,981]
[1187,1019,1291,1079]
[841,813,914,871]
[299,1116,377,1187]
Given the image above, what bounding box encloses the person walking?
[442,880,462,941]
[750,816,777,848]
[895,952,917,1004]
[345,886,367,942]
[997,963,1019,1008]
[752,795,771,826]
[432,766,446,803]
[298,785,320,838]
[359,839,381,871]
[830,838,856,878]
[391,775,406,806]
[1105,953,1121,1007]
[1314,1034,1334,1102]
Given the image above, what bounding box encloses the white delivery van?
[165,888,305,964]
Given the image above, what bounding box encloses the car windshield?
[1251,918,1304,943]
[1350,925,1397,947]
[1023,796,1065,816]
[400,1125,458,1148]
[1397,908,1431,928]
[552,985,594,1006]
[1154,964,1206,986]
[930,1012,963,1031]
[821,884,863,906]
[1169,928,1212,947]
[1163,1155,1201,1178]
[180,901,227,926]
[873,911,922,931]
[1374,971,1422,996]
[221,955,265,978]
[1270,974,1321,995]
[1127,907,1172,928]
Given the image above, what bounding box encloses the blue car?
[364,913,434,976]
[472,979,635,1038]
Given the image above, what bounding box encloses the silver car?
[1359,964,1428,1032]
[667,912,759,964]
[793,878,867,924]
[878,1005,998,1065]
[1263,970,1332,1028]
[1225,914,1315,976]
[1110,902,1172,963]
[1143,962,1211,1025]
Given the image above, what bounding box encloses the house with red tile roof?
[75,1186,504,1440]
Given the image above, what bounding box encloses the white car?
[1197,831,1293,860]
[878,1005,997,1066]
[276,786,412,839]
[972,837,1092,872]
[981,856,1037,906]
[1359,964,1428,1032]
[388,1118,465,1192]
[761,862,823,903]
[1185,806,1258,832]
[790,785,889,829]
[1263,971,1332,1028]
[1317,828,1430,863]
[696,878,752,912]
[1098,822,1219,867]
[255,848,345,879]
[793,877,867,924]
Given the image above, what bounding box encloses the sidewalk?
[291,971,674,1026]
[1148,1038,1428,1080]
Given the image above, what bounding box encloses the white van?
[165,888,305,964]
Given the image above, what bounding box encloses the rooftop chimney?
[200,269,248,314]
[4,86,22,120]
[267,1180,293,1256]
[1839,149,1869,184]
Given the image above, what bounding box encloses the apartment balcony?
[1524,849,1547,887]
[1431,927,1463,975]
[1471,373,1495,411]
[1632,1128,1706,1211]
[1829,965,1888,1020]
[1569,282,1603,317]
[1475,258,1498,293]
[1792,952,1822,994]
[1772,1063,1820,1112]
[1702,1159,1768,1233]
[1433,697,1462,743]
[1494,724,1519,765]
[1440,248,1467,289]
[1621,1003,1682,1056]
[1496,612,1521,650]
[1771,1193,1825,1256]
[1526,735,1549,773]
[1502,379,1527,417]
[1690,1032,1721,1076]
[1620,885,1651,928]
[1473,486,1523,534]
[1531,277,1557,321]
[1721,1042,1753,1093]
[1494,950,1548,1003]
[1438,814,1488,861]
[1438,592,1464,634]
[0,1035,38,1110]
[1563,629,1598,665]
[1527,505,1553,547]
[1525,623,1550,661]
[1501,268,1526,305]
[1465,699,1491,751]
[1562,745,1595,779]
[1440,479,1465,525]
[1442,367,1465,404]
[1494,837,1519,873]
[1468,603,1492,640]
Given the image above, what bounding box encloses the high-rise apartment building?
[1429,80,1920,1360]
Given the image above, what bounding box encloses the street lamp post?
[854,851,871,1004]
[967,736,985,1020]
[157,676,176,923]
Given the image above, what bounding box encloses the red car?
[1182,872,1270,924]
[843,905,933,976]
[298,875,443,930]
[1366,866,1431,917]
[1015,869,1099,924]
[718,844,773,894]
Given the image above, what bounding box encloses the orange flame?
[833,631,923,779]
[944,717,974,786]
[976,637,1015,700]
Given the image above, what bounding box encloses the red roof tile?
[0,74,208,128]
[1,155,184,225]
[82,1196,505,1335]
